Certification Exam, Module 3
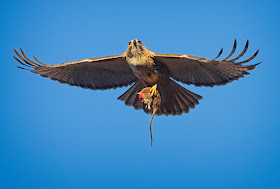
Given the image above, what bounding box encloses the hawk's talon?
[149,84,158,97]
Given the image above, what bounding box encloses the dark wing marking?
[13,48,137,90]
[154,40,261,87]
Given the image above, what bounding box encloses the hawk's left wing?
[13,49,137,90]
[154,40,261,87]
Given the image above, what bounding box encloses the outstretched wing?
[154,40,261,87]
[13,49,137,90]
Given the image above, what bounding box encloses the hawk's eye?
[138,40,142,44]
[128,42,131,45]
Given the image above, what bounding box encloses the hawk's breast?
[126,56,160,85]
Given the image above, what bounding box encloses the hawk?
[13,39,260,116]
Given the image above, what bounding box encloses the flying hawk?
[13,39,260,116]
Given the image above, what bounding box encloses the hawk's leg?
[149,84,158,97]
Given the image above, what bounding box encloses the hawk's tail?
[118,79,203,116]
[117,80,148,112]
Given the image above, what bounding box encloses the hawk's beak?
[133,39,137,47]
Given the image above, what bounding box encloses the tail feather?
[132,93,143,109]
[118,80,148,111]
[175,85,196,108]
[118,79,202,116]
[171,83,190,113]
[174,81,202,107]
[165,88,182,115]
[173,91,189,113]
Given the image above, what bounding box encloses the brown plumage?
[13,39,260,117]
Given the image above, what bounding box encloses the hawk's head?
[126,39,147,58]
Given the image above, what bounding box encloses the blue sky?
[1,0,280,188]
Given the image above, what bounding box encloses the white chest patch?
[127,57,151,72]
[127,57,143,66]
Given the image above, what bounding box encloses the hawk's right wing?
[13,49,137,90]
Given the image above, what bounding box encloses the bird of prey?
[13,39,260,117]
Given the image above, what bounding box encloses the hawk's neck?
[126,50,155,67]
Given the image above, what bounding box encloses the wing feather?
[13,49,137,90]
[154,40,260,87]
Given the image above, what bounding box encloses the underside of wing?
[13,49,137,90]
[154,40,261,87]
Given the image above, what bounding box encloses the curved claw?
[237,49,259,64]
[228,40,249,62]
[213,48,223,60]
[221,39,237,61]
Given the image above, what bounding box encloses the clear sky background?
[1,0,279,188]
